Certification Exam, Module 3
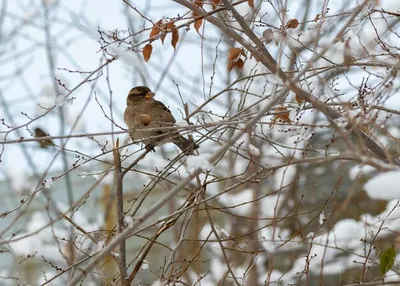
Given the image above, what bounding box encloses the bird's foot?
[145,144,156,153]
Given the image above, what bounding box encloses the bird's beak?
[145,91,155,99]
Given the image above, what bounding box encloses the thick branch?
[174,0,395,164]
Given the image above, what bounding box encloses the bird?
[124,86,196,155]
[34,127,55,148]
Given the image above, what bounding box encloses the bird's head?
[34,127,47,137]
[127,86,155,105]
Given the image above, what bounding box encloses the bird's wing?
[151,100,176,124]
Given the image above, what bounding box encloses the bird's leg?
[145,143,156,153]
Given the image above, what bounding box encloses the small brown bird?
[124,86,196,155]
[34,127,55,148]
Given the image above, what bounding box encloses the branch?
[174,0,396,164]
[67,85,290,286]
[112,138,127,284]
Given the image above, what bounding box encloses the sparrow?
[34,127,55,148]
[124,86,196,155]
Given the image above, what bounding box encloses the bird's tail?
[174,135,197,155]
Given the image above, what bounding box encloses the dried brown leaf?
[273,107,291,123]
[160,20,176,45]
[143,44,153,62]
[193,0,204,33]
[150,20,163,39]
[235,58,245,70]
[171,28,179,49]
[228,48,242,61]
[212,0,220,9]
[248,0,254,8]
[295,94,304,104]
[194,18,203,33]
[157,22,168,44]
[166,21,175,30]
[285,19,299,29]
[227,60,236,72]
[160,33,167,44]
[227,47,246,72]
[227,58,245,72]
